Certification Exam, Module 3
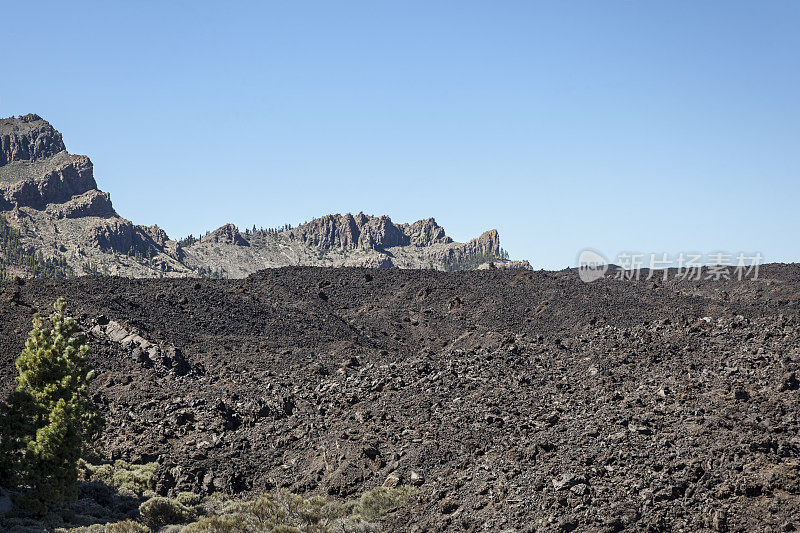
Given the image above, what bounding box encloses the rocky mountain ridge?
[0,115,530,278]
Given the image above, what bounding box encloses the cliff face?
[0,153,101,211]
[0,114,528,278]
[0,115,188,276]
[0,115,105,213]
[284,213,453,251]
[400,218,452,247]
[0,114,65,165]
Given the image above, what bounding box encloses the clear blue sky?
[2,1,798,268]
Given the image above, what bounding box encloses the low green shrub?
[182,485,413,532]
[58,520,149,533]
[9,474,414,533]
[111,463,156,496]
[104,520,149,533]
[138,496,195,528]
[1,517,54,533]
[353,485,415,521]
[176,491,202,506]
[181,513,249,532]
[79,460,157,497]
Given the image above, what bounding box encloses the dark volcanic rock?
[2,264,800,531]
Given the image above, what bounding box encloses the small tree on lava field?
[0,298,103,514]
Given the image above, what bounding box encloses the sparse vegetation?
[177,234,199,247]
[195,265,225,279]
[175,492,202,507]
[0,215,72,279]
[3,453,414,532]
[133,485,413,533]
[442,250,498,271]
[78,460,157,497]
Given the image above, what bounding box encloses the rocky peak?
[205,224,249,246]
[467,229,501,256]
[0,114,66,166]
[0,116,103,212]
[399,218,452,247]
[0,152,100,210]
[356,214,408,249]
[286,214,361,249]
[286,212,408,250]
[140,225,170,248]
[286,213,456,251]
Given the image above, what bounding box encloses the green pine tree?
[0,298,103,515]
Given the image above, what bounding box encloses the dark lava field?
[2,265,800,532]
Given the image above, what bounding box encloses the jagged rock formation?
[400,218,452,247]
[0,115,529,278]
[181,217,516,277]
[0,115,188,277]
[0,113,65,165]
[284,214,452,250]
[205,223,249,246]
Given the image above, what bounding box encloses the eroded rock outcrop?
[140,225,171,248]
[205,223,249,246]
[0,152,100,210]
[91,318,192,376]
[354,214,408,249]
[286,214,368,250]
[286,213,454,252]
[399,218,452,247]
[49,190,116,219]
[0,114,66,165]
[87,219,169,256]
[464,229,500,256]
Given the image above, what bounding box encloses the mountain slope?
[0,115,529,277]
